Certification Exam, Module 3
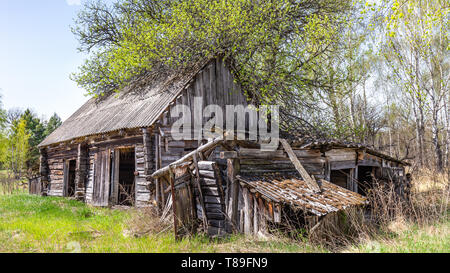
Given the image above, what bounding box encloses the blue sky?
[0,0,89,121]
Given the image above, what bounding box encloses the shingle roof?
[39,61,209,147]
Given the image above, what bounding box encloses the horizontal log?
[208,219,226,228]
[197,161,215,170]
[195,187,219,196]
[206,212,225,220]
[220,151,238,159]
[204,196,221,204]
[330,160,357,170]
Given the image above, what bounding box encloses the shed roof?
[38,60,210,147]
[237,173,367,216]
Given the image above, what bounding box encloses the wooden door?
[93,149,111,206]
[109,149,120,205]
[63,160,70,197]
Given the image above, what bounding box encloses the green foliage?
[45,113,62,138]
[0,107,62,176]
[1,118,30,178]
[72,0,354,107]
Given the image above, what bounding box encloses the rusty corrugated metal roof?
[39,61,210,147]
[237,173,367,216]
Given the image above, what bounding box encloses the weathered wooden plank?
[330,160,356,170]
[280,139,321,193]
[204,195,222,204]
[243,187,253,234]
[227,158,240,227]
[273,204,281,223]
[253,195,258,234]
[197,161,215,171]
[152,136,224,178]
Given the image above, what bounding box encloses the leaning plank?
[280,139,321,193]
[151,136,224,178]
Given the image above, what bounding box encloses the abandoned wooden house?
[37,57,410,237]
[150,137,409,237]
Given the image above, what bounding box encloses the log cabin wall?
[237,148,326,178]
[84,133,149,206]
[46,144,78,197]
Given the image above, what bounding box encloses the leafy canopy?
[72,0,354,109]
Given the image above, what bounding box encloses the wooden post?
[227,157,240,230]
[243,187,253,234]
[154,133,161,213]
[347,169,354,191]
[168,167,179,240]
[258,197,267,235]
[142,128,153,176]
[253,195,259,234]
[75,143,88,201]
[354,151,360,193]
[39,148,49,196]
[324,155,331,181]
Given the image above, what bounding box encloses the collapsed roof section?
[237,173,367,217]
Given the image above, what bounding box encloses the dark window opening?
[330,169,350,189]
[118,148,135,206]
[357,166,373,196]
[67,160,76,197]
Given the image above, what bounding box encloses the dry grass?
[126,206,173,237]
[123,168,448,252]
[0,171,27,195]
[306,168,449,251]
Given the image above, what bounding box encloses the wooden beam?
[154,133,161,213]
[243,187,253,234]
[142,128,152,176]
[280,139,321,193]
[220,151,238,159]
[227,157,240,229]
[168,167,179,240]
[151,136,224,178]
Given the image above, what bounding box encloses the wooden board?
[280,139,321,193]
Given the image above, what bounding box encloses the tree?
[381,0,449,171]
[45,113,62,137]
[72,0,357,133]
[3,118,30,178]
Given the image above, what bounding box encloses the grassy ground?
[345,220,449,253]
[0,194,323,253]
[0,193,448,253]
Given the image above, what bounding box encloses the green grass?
[346,221,450,253]
[0,193,448,253]
[0,194,320,253]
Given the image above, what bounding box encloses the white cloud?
[66,0,81,5]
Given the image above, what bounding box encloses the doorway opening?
[66,159,76,197]
[357,166,373,196]
[117,147,135,206]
